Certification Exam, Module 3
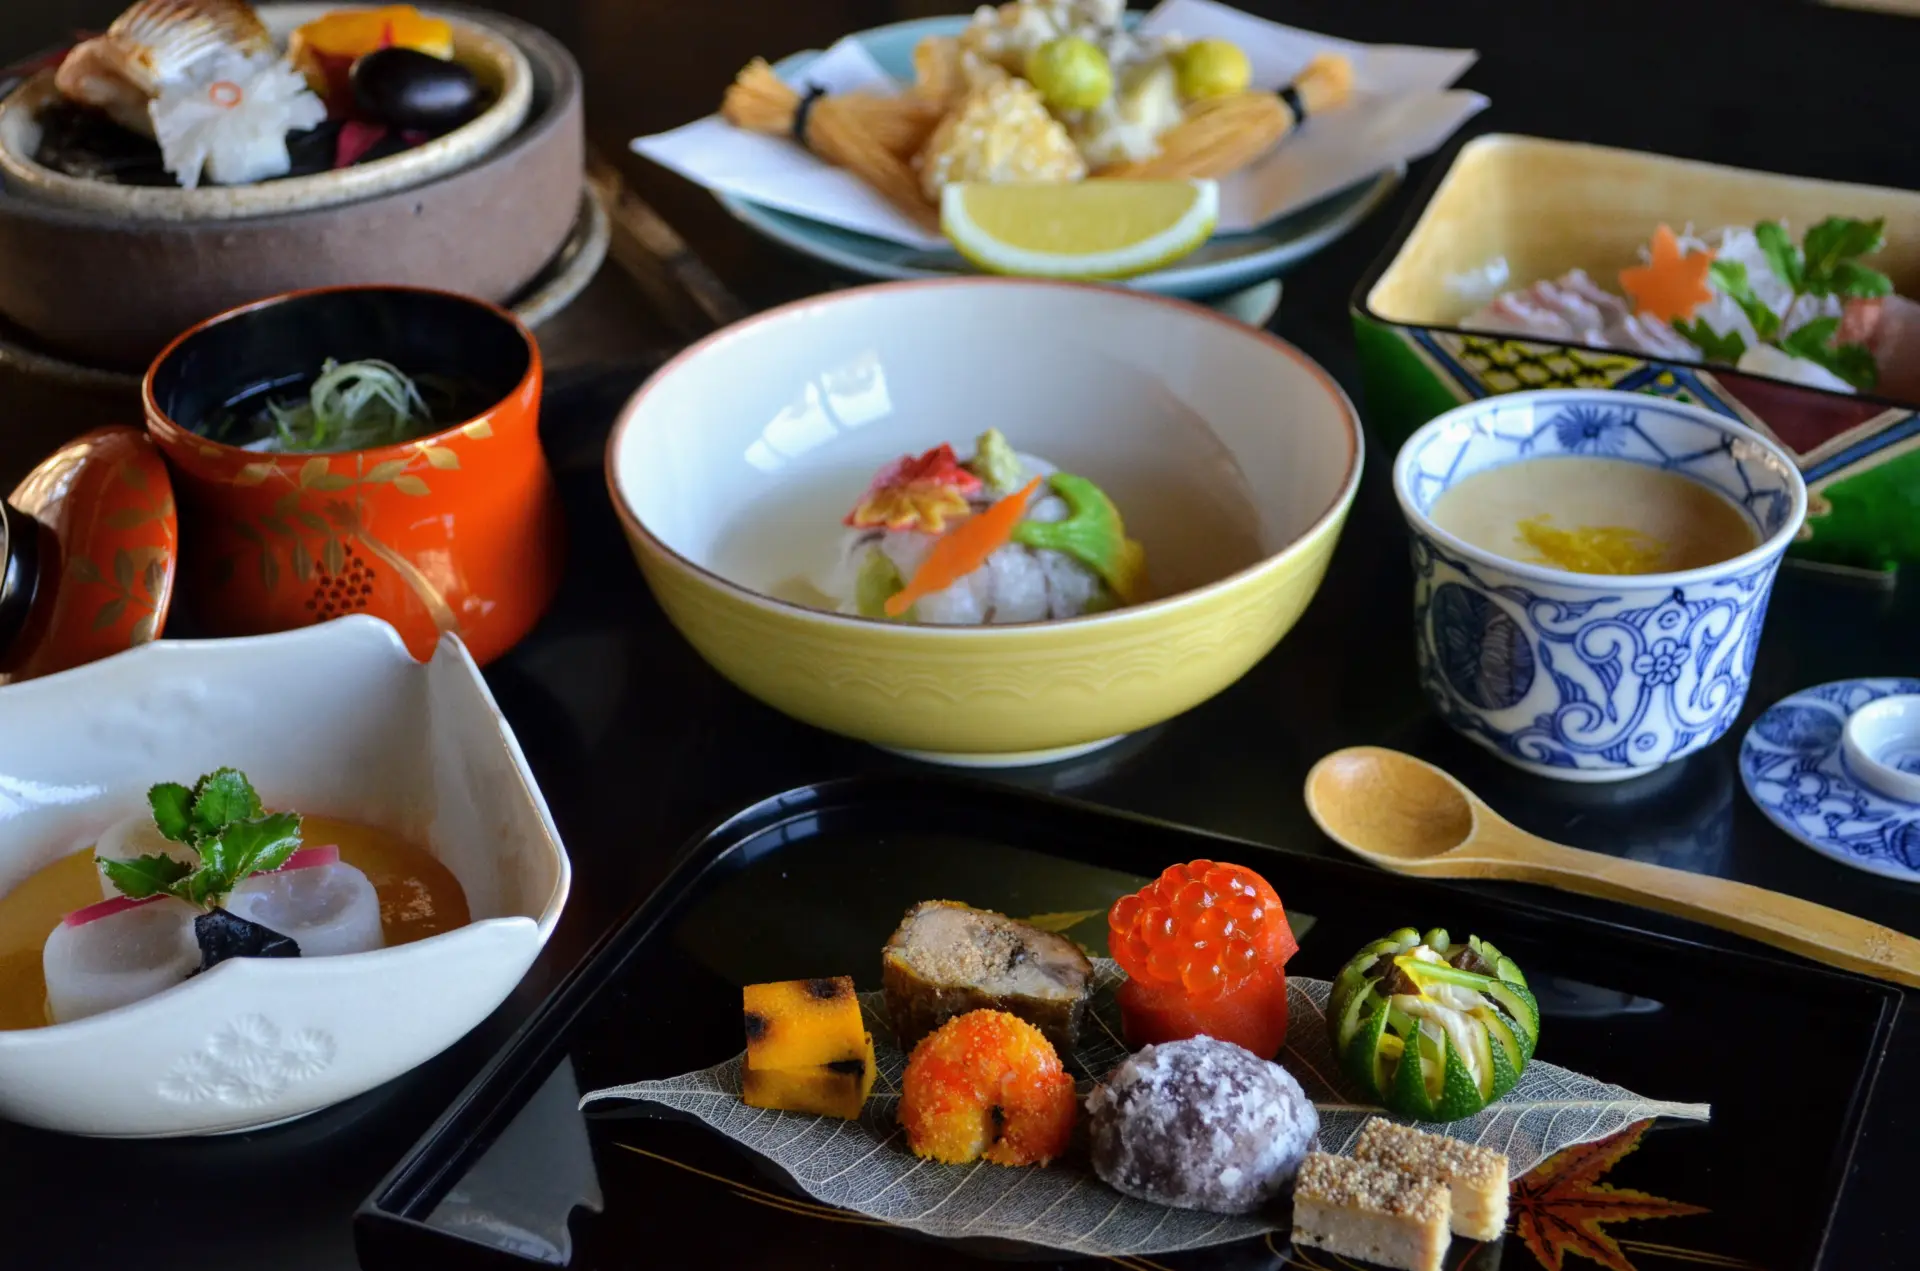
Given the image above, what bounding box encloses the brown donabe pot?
[0,12,582,372]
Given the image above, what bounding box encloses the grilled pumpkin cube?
[742,976,866,1072]
[741,1032,878,1120]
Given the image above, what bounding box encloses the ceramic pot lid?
[0,425,177,685]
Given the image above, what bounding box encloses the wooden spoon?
[1303,745,1920,989]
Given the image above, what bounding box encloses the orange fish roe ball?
[898,1009,1076,1167]
[1109,860,1297,999]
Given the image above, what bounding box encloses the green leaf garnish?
[1707,259,1779,340]
[102,768,302,912]
[1754,221,1804,293]
[148,782,193,843]
[188,768,263,841]
[1674,318,1748,364]
[100,853,193,900]
[198,813,302,888]
[1800,216,1889,296]
[1780,318,1880,391]
[1827,259,1894,300]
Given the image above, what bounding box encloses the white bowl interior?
[1843,694,1920,803]
[0,618,562,930]
[612,282,1358,605]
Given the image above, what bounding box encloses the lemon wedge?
[941,179,1219,281]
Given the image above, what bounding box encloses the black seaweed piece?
[194,908,301,973]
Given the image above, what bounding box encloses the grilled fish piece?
[55,0,273,137]
[882,900,1093,1054]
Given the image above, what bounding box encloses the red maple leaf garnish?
[1511,1120,1708,1271]
[845,443,982,533]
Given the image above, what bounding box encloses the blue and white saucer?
[1740,678,1920,882]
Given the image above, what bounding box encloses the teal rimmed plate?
[718,15,1401,299]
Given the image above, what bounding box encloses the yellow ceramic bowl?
[606,279,1363,765]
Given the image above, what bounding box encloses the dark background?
[2,2,1918,1269]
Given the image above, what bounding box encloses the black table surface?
[3,2,1918,1270]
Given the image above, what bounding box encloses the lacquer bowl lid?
[0,425,177,685]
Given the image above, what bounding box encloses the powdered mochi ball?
[1086,1035,1319,1214]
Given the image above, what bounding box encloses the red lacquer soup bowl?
[144,286,564,664]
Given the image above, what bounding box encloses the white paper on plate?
[631,0,1488,250]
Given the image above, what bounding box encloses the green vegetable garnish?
[1781,316,1880,390]
[262,359,435,453]
[1799,216,1893,298]
[854,549,910,620]
[100,768,302,911]
[1703,218,1889,389]
[964,428,1026,496]
[1673,317,1748,363]
[1328,927,1539,1121]
[1706,259,1778,341]
[1753,220,1804,296]
[1010,472,1147,603]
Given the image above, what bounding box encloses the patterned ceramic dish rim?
[1348,131,1920,414]
[1739,677,1920,884]
[1391,388,1809,590]
[605,277,1365,638]
[141,283,540,463]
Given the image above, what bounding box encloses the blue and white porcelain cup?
[1393,389,1807,783]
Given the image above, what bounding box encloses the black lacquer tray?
[356,777,1899,1271]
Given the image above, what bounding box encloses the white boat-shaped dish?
[0,616,571,1137]
[0,3,533,222]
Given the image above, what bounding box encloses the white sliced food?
[42,899,199,1024]
[224,861,385,958]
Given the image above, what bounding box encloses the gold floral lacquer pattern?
[217,441,477,635]
[154,386,561,666]
[0,426,179,685]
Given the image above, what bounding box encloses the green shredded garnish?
[260,359,435,453]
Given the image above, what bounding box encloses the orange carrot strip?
[885,477,1042,618]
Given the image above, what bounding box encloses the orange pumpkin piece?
[1619,225,1716,323]
[885,476,1042,617]
[742,1031,877,1120]
[290,5,456,105]
[742,976,868,1071]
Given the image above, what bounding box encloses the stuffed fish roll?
[824,429,1147,624]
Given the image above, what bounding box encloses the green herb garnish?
[1753,221,1804,295]
[1706,218,1890,390]
[1800,217,1894,297]
[262,359,435,453]
[1674,317,1748,363]
[101,768,302,910]
[1780,317,1880,390]
[1706,259,1779,341]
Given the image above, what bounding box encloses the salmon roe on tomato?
[1108,860,1297,998]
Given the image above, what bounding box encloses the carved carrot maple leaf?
[1511,1119,1707,1271]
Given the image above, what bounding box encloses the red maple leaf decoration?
[844,443,982,532]
[1511,1120,1709,1271]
